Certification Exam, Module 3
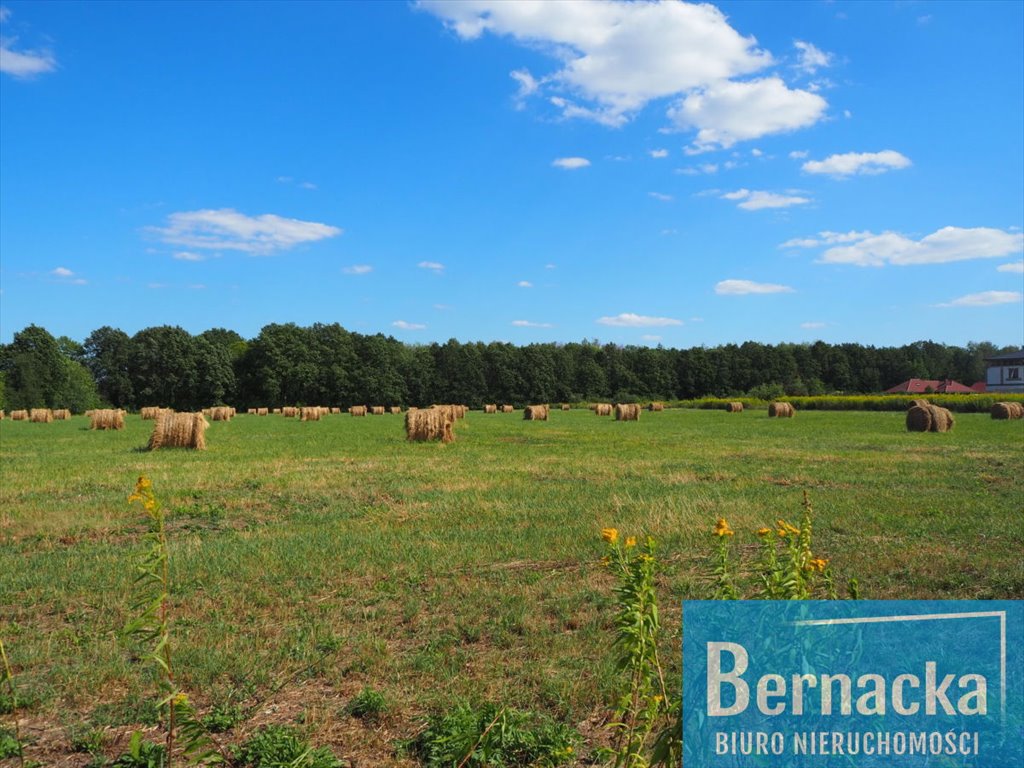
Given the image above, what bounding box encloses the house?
[985,349,1024,393]
[884,378,977,394]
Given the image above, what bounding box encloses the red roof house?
[884,378,977,394]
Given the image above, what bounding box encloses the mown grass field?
[1,408,1022,765]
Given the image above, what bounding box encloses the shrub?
[343,687,387,720]
[233,725,342,768]
[107,732,166,768]
[408,702,577,768]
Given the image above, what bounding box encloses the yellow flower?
[756,527,773,537]
[713,518,734,537]
[811,558,828,572]
[600,555,611,567]
[601,527,619,544]
[776,519,799,535]
[625,536,637,548]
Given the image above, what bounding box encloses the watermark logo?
[682,601,1022,766]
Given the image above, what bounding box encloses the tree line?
[0,323,1014,412]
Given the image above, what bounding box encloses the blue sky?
[1,0,1022,348]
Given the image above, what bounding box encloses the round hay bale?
[595,403,612,416]
[0,410,5,420]
[371,406,385,415]
[648,402,664,412]
[906,405,932,432]
[992,402,1023,420]
[524,404,549,421]
[11,410,28,421]
[53,409,71,420]
[484,404,497,414]
[910,398,929,408]
[30,408,54,423]
[928,405,954,433]
[615,403,640,421]
[349,405,367,416]
[561,403,571,411]
[148,411,208,450]
[501,404,514,413]
[210,406,233,422]
[300,406,321,421]
[405,407,454,443]
[768,402,794,418]
[90,409,125,431]
[726,402,743,413]
[282,406,298,418]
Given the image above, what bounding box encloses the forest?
[0,323,1014,412]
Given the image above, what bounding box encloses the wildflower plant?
[122,476,225,767]
[599,528,673,768]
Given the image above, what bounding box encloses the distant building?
[985,349,1024,393]
[884,378,977,394]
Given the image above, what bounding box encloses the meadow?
[1,407,1022,766]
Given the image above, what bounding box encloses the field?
[1,408,1023,766]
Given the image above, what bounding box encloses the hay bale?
[389,406,401,414]
[615,403,641,421]
[331,407,341,414]
[595,403,613,416]
[501,404,514,413]
[405,407,454,443]
[484,404,497,414]
[992,402,1024,420]
[371,406,385,415]
[257,407,269,416]
[10,410,28,421]
[906,405,932,432]
[910,398,929,408]
[210,406,233,422]
[53,409,71,420]
[0,410,4,420]
[768,402,795,418]
[928,405,954,433]
[350,405,367,416]
[30,408,54,423]
[523,404,549,421]
[90,409,125,430]
[140,406,162,420]
[648,402,664,412]
[148,411,208,450]
[282,406,298,418]
[561,403,571,411]
[726,402,744,413]
[300,406,321,422]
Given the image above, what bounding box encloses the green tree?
[82,326,136,408]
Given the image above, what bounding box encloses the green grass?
[1,409,1022,765]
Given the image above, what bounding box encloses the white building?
[985,349,1024,393]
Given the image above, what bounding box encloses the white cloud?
[997,260,1024,274]
[750,148,763,157]
[147,282,168,290]
[649,148,669,158]
[641,334,663,342]
[516,280,533,287]
[817,226,1024,267]
[552,156,590,170]
[671,77,827,152]
[800,321,826,329]
[545,263,556,269]
[422,0,773,127]
[51,266,74,277]
[0,10,57,79]
[793,40,833,74]
[173,251,206,262]
[418,260,445,272]
[720,189,810,210]
[151,209,341,255]
[780,230,873,248]
[789,150,809,159]
[342,264,373,275]
[510,68,538,108]
[802,150,911,177]
[392,320,427,330]
[512,320,554,328]
[936,291,1022,308]
[649,192,673,202]
[715,279,795,295]
[299,181,317,190]
[596,312,683,327]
